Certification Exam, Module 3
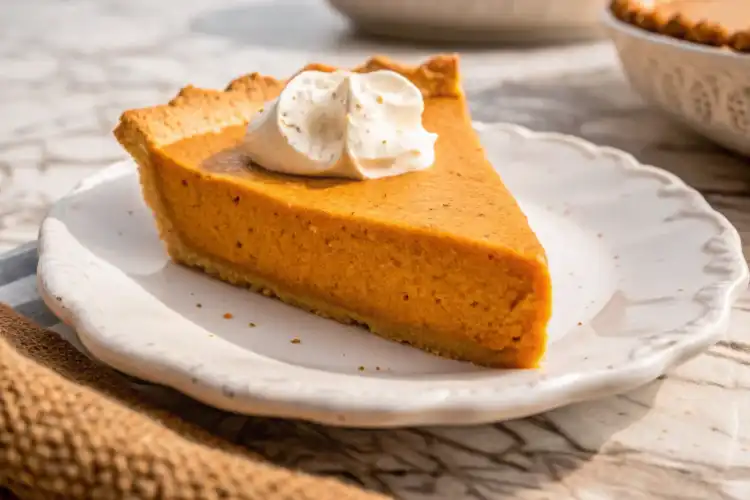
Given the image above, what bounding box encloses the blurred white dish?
[326,0,607,43]
[603,8,750,157]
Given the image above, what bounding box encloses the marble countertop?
[2,0,750,498]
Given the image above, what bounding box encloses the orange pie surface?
[114,55,552,369]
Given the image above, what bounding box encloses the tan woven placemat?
[0,303,389,499]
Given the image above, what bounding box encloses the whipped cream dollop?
[240,69,437,180]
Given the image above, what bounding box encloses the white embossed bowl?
[603,8,750,157]
[326,0,607,43]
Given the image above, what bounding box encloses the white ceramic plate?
[326,0,606,43]
[37,123,748,428]
[602,8,750,157]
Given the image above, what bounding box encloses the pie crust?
[610,0,750,52]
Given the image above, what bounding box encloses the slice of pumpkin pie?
[114,55,552,369]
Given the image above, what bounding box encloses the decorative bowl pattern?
[603,8,750,157]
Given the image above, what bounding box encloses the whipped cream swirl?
[240,69,437,180]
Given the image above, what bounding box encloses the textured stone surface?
[2,0,750,498]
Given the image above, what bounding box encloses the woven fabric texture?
[0,304,388,500]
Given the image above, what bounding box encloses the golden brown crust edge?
[114,54,461,151]
[610,0,750,52]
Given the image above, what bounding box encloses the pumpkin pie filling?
[115,55,552,369]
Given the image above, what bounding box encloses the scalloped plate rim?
[37,121,749,427]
